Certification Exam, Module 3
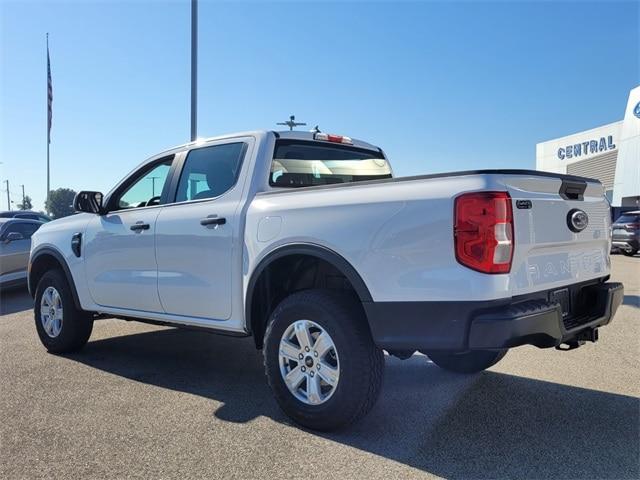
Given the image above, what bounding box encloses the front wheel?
[264,289,384,431]
[424,349,507,374]
[622,248,638,257]
[34,270,93,353]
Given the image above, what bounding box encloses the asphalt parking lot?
[1,256,638,479]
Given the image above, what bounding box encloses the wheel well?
[29,253,64,297]
[29,251,83,311]
[248,252,370,349]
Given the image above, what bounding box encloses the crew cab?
[28,130,623,430]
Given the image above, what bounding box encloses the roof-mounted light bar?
[314,132,353,145]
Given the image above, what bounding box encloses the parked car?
[0,211,52,222]
[0,218,43,289]
[611,210,640,256]
[27,130,623,430]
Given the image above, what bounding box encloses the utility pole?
[20,184,25,209]
[148,176,161,197]
[4,180,10,211]
[190,0,198,142]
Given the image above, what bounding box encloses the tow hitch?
[556,328,599,351]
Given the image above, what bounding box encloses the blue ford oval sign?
[634,101,640,119]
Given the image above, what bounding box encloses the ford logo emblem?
[634,101,640,119]
[567,209,589,232]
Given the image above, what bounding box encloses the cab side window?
[175,143,245,202]
[114,156,173,210]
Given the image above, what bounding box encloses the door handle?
[200,216,226,226]
[130,222,150,232]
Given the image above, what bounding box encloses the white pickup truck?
[29,130,623,430]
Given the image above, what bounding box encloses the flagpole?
[46,33,50,212]
[46,135,50,212]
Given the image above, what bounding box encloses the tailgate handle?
[559,179,586,201]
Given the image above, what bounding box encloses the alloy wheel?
[40,286,63,338]
[278,319,340,405]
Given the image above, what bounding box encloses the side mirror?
[3,231,24,243]
[74,191,104,214]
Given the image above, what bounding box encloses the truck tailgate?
[504,175,611,296]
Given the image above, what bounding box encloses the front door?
[155,140,250,320]
[83,156,174,312]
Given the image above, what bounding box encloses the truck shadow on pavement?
[70,325,639,480]
[0,287,33,315]
[623,295,639,309]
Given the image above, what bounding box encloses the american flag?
[47,36,52,144]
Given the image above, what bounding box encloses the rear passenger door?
[155,138,252,320]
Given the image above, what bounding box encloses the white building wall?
[536,86,640,206]
[612,85,640,206]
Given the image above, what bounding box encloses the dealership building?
[536,86,640,210]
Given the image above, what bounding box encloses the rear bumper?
[612,238,639,251]
[364,280,624,351]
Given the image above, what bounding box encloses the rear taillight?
[454,191,514,274]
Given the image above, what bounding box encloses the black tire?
[34,269,93,354]
[622,248,638,257]
[264,289,384,431]
[425,349,507,374]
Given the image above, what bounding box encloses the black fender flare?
[245,243,373,337]
[29,246,83,311]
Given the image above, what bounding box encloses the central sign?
[557,135,616,160]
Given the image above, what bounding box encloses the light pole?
[4,180,10,211]
[20,184,25,209]
[189,178,204,197]
[190,0,198,142]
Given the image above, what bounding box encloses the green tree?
[18,195,33,210]
[45,188,77,219]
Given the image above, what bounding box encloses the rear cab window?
[270,140,392,188]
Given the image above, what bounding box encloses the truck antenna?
[277,115,307,131]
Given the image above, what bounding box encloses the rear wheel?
[34,270,93,353]
[264,289,384,431]
[622,248,638,257]
[425,349,507,374]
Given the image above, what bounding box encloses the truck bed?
[248,169,610,303]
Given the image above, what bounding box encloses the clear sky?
[1,0,638,211]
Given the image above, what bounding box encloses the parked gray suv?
[612,210,640,256]
[0,218,43,288]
